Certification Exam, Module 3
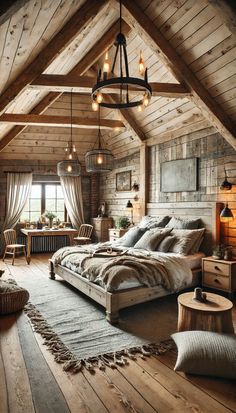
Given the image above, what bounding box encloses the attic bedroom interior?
[0,0,236,411]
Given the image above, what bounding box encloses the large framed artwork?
[116,171,131,191]
[161,158,198,192]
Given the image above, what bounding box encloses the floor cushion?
[172,330,236,379]
[0,279,29,315]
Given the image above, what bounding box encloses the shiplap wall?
[100,129,236,252]
[99,152,140,227]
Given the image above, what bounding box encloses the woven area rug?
[16,273,178,373]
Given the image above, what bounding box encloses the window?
[20,183,65,222]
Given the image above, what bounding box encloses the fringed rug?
[14,274,178,373]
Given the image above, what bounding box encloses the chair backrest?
[4,229,17,245]
[78,224,93,239]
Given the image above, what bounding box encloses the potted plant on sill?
[44,211,57,228]
[116,216,130,229]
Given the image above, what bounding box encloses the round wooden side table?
[177,292,234,333]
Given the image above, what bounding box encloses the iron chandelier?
[91,0,152,110]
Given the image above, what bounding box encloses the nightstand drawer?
[203,273,230,290]
[110,236,119,242]
[110,230,120,237]
[203,260,230,277]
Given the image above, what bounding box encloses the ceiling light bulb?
[103,51,110,73]
[143,93,149,107]
[97,154,103,165]
[68,153,72,160]
[73,145,76,152]
[137,104,143,112]
[92,101,99,111]
[65,147,68,152]
[67,164,72,172]
[96,92,103,104]
[139,50,145,76]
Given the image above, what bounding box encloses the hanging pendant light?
[220,203,234,222]
[57,90,81,177]
[220,167,232,191]
[85,107,114,173]
[91,0,152,110]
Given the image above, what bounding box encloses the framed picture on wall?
[116,171,131,191]
[160,158,198,192]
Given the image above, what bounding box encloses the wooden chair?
[74,224,93,245]
[3,229,28,265]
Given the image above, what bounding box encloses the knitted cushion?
[0,279,29,314]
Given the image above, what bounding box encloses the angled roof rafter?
[121,0,236,150]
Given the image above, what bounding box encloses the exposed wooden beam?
[0,0,29,25]
[30,75,190,97]
[208,0,236,35]
[0,114,124,129]
[0,0,107,116]
[0,19,131,152]
[121,0,236,150]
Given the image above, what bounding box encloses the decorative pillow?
[169,229,205,255]
[189,233,205,254]
[156,235,176,252]
[134,228,172,251]
[116,227,147,247]
[171,331,236,379]
[0,279,29,314]
[139,215,170,229]
[166,217,201,229]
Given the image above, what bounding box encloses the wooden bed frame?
[49,202,222,323]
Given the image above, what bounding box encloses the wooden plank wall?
[99,152,140,226]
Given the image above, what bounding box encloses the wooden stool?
[177,292,234,334]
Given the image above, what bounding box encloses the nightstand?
[202,257,236,299]
[109,228,128,242]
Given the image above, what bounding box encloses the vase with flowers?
[44,211,57,228]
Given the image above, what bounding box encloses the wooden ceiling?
[0,0,235,162]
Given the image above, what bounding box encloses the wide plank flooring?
[0,254,236,413]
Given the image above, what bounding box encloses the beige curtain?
[3,172,32,230]
[60,176,84,230]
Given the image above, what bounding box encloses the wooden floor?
[0,254,236,413]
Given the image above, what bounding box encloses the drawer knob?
[214,266,221,271]
[214,278,220,284]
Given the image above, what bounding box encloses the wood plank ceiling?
[0,0,235,161]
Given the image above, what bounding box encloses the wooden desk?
[177,291,234,334]
[21,228,78,263]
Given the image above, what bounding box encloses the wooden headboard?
[146,202,223,256]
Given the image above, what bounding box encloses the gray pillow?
[172,331,236,379]
[166,217,201,229]
[169,229,205,255]
[139,215,170,229]
[117,227,146,247]
[134,228,171,251]
[156,235,176,252]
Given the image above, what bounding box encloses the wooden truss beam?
[30,74,190,98]
[0,0,107,116]
[0,19,130,152]
[121,0,236,150]
[0,114,124,129]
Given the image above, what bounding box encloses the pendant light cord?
[119,0,122,33]
[70,89,73,147]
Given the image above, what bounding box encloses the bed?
[49,202,222,323]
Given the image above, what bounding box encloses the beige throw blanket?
[52,245,192,292]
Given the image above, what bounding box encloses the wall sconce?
[126,200,133,224]
[220,203,234,222]
[220,168,232,191]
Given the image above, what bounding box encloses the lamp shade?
[126,200,133,209]
[57,160,81,177]
[220,203,234,222]
[85,148,114,173]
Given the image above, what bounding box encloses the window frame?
[21,182,67,223]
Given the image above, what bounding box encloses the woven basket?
[0,289,29,315]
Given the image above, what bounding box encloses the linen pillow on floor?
[134,228,172,251]
[172,331,236,379]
